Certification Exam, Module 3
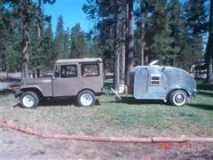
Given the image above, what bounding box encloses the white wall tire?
[169,90,187,107]
[20,92,39,108]
[77,90,96,107]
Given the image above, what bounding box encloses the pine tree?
[83,0,132,89]
[70,24,88,58]
[41,19,55,69]
[185,0,208,35]
[184,0,208,70]
[134,0,204,70]
[150,0,176,63]
[126,0,135,84]
[55,16,65,59]
[0,2,21,72]
[206,0,213,81]
[64,28,70,59]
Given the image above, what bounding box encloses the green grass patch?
[0,80,212,137]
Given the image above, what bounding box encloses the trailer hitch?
[111,88,122,100]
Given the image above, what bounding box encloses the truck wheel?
[169,90,187,107]
[77,90,96,107]
[20,92,39,108]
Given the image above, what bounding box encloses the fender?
[15,85,44,97]
[167,87,191,98]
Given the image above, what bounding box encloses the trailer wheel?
[169,90,187,107]
[20,91,39,108]
[77,90,96,107]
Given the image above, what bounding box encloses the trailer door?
[147,71,168,99]
[134,68,148,99]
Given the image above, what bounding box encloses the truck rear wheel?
[20,91,39,108]
[169,90,187,107]
[77,90,96,107]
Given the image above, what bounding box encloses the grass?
[0,81,212,137]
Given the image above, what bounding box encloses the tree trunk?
[114,49,120,90]
[141,12,145,66]
[21,0,32,78]
[22,21,31,78]
[126,0,134,84]
[120,33,126,85]
[113,0,120,90]
[120,1,127,85]
[207,57,213,81]
[206,0,213,82]
[36,0,43,71]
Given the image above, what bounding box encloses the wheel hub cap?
[80,94,93,106]
[175,94,184,103]
[23,95,34,108]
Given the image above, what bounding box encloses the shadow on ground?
[188,103,213,111]
[0,90,11,96]
[198,91,213,97]
[13,97,101,108]
[197,83,213,90]
[109,97,167,105]
[40,97,78,106]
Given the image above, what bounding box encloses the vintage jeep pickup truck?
[15,58,104,108]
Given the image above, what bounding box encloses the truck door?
[53,64,79,96]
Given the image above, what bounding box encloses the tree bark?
[120,30,126,85]
[120,1,127,85]
[206,0,213,82]
[141,12,145,66]
[21,0,31,78]
[113,0,120,90]
[126,0,134,84]
[22,22,30,78]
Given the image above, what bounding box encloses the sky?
[43,0,93,32]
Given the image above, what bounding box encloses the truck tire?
[77,90,96,107]
[169,90,187,107]
[20,91,39,108]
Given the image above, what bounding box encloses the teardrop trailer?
[114,65,197,107]
[13,58,196,108]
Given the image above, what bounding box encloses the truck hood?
[22,77,52,85]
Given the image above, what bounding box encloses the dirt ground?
[0,127,213,160]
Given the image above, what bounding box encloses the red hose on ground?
[0,119,213,143]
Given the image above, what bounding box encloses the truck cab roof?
[56,58,103,65]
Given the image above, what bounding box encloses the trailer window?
[151,76,161,85]
[81,63,99,77]
[61,65,77,78]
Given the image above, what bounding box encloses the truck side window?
[81,64,99,77]
[151,75,161,85]
[61,65,77,78]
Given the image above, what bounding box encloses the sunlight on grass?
[0,82,212,137]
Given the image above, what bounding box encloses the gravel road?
[0,127,213,160]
